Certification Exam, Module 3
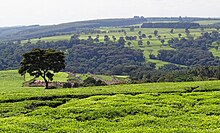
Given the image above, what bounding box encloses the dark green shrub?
[63,82,72,88]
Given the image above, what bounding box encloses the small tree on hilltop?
[18,49,65,89]
[138,40,143,46]
[118,37,126,46]
[170,29,174,34]
[147,41,150,46]
[154,30,158,36]
[138,31,142,36]
[161,39,165,45]
[148,35,152,40]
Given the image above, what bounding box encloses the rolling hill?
[0,17,218,42]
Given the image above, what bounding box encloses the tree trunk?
[45,80,49,89]
[42,76,49,89]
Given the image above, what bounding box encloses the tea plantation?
[0,70,220,132]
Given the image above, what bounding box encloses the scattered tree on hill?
[127,42,132,46]
[154,30,158,36]
[148,35,153,40]
[94,36,99,43]
[118,37,126,46]
[124,31,127,36]
[185,29,190,35]
[170,29,174,34]
[18,49,65,89]
[157,35,161,40]
[139,36,142,40]
[87,36,93,44]
[161,39,165,45]
[112,36,117,42]
[141,22,200,29]
[178,33,182,38]
[70,34,80,44]
[138,31,142,36]
[134,36,137,40]
[138,40,143,46]
[164,35,166,39]
[104,35,110,43]
[142,34,147,38]
[147,41,150,46]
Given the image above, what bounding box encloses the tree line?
[150,31,220,66]
[141,22,200,29]
[130,65,220,83]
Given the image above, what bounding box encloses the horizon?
[0,0,220,27]
[1,16,220,28]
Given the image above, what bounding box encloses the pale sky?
[0,0,220,27]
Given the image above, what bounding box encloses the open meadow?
[21,26,220,68]
[0,70,220,132]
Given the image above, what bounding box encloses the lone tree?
[18,49,65,89]
[148,35,152,40]
[147,41,150,46]
[161,39,165,45]
[154,30,158,36]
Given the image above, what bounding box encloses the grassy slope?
[22,27,219,68]
[1,70,220,132]
[25,71,69,82]
[0,70,68,92]
[195,20,220,25]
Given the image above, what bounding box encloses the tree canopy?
[18,49,65,89]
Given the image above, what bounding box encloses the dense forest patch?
[66,43,153,75]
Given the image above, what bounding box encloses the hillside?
[1,18,220,79]
[1,24,220,74]
[0,17,218,42]
[21,26,220,68]
[0,18,147,41]
[0,70,220,132]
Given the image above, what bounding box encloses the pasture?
[21,26,220,68]
[0,70,220,132]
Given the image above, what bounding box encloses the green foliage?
[0,26,219,70]
[141,22,200,29]
[83,77,107,87]
[66,43,150,75]
[130,66,220,82]
[156,31,220,66]
[1,70,220,132]
[18,49,65,89]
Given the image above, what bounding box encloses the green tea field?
[1,70,220,132]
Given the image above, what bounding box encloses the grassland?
[195,20,220,25]
[25,71,69,82]
[21,27,220,68]
[1,70,220,132]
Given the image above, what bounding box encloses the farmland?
[1,0,220,131]
[2,19,220,132]
[0,70,220,132]
[21,26,220,68]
